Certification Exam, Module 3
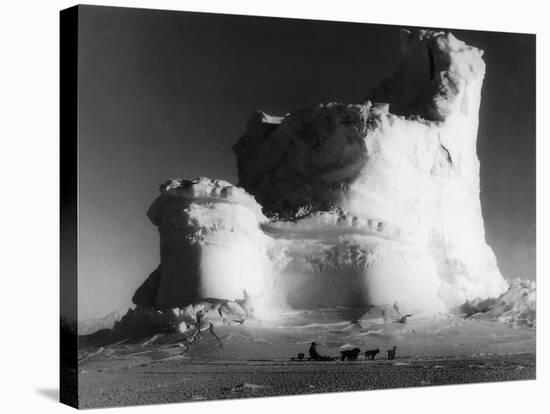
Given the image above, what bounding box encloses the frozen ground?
[78,308,535,408]
[78,353,534,408]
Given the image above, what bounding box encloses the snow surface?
[81,294,535,360]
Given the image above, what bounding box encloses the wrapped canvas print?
[60,4,536,409]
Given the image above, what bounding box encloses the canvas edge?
[60,4,79,409]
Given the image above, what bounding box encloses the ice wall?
[263,211,444,312]
[133,29,508,314]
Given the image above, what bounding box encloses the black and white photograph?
[3,1,547,413]
[58,4,539,409]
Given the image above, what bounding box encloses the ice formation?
[462,279,536,328]
[142,177,273,309]
[133,29,509,316]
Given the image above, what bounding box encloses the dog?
[387,346,397,360]
[340,348,361,361]
[364,348,380,360]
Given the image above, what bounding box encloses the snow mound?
[77,309,127,335]
[464,279,536,328]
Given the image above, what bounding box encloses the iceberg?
[133,29,509,317]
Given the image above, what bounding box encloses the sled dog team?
[309,342,398,361]
[341,345,397,361]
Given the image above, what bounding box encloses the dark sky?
[76,5,535,321]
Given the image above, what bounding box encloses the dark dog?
[387,346,397,360]
[340,348,361,361]
[364,348,380,360]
